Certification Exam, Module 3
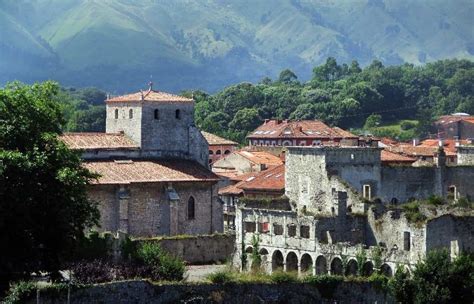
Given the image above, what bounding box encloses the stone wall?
[105,102,143,146]
[426,214,474,254]
[457,146,474,165]
[91,181,222,237]
[26,280,395,304]
[134,234,235,264]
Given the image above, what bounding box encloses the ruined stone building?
[233,146,474,276]
[61,86,223,237]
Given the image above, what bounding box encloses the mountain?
[1,0,473,93]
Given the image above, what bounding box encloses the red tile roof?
[106,89,193,103]
[388,145,456,157]
[60,133,138,150]
[219,165,285,195]
[201,131,238,146]
[247,120,357,139]
[239,164,285,192]
[419,139,469,153]
[235,150,284,166]
[84,160,218,184]
[436,114,474,125]
[381,150,416,164]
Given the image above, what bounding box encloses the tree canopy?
[0,82,99,286]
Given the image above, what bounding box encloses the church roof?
[201,131,238,146]
[60,133,138,150]
[106,88,193,103]
[84,160,219,184]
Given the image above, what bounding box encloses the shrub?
[70,259,113,284]
[135,242,185,281]
[400,121,417,130]
[72,231,110,261]
[402,202,427,224]
[270,271,297,283]
[304,275,343,298]
[389,266,414,304]
[207,271,234,284]
[427,195,444,206]
[4,281,37,304]
[367,273,389,291]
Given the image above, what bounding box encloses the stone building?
[435,113,474,140]
[61,85,223,237]
[233,146,474,276]
[201,131,238,165]
[212,150,283,175]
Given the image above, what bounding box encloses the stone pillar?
[283,262,287,272]
[118,186,130,233]
[312,263,316,276]
[170,200,179,236]
[297,262,301,277]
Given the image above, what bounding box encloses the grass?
[357,120,419,141]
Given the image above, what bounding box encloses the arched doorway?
[286,252,298,272]
[363,261,374,276]
[381,264,393,277]
[300,254,313,274]
[345,259,358,276]
[315,256,327,275]
[272,250,284,272]
[330,257,343,275]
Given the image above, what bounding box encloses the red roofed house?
[201,131,238,165]
[247,119,359,147]
[435,113,474,140]
[60,84,222,237]
[218,164,285,230]
[212,150,284,175]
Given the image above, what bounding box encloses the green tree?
[289,103,315,120]
[364,114,382,129]
[0,82,99,286]
[229,108,262,132]
[278,69,298,84]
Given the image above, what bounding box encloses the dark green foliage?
[250,235,261,271]
[304,275,343,298]
[402,202,427,224]
[269,271,298,283]
[0,82,99,287]
[207,271,234,284]
[3,281,37,304]
[389,250,474,304]
[72,232,111,261]
[135,242,185,281]
[427,195,444,206]
[400,120,417,130]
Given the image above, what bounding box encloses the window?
[187,196,195,220]
[216,150,221,155]
[114,109,119,119]
[224,150,231,155]
[403,231,411,251]
[175,109,181,119]
[209,150,214,155]
[363,184,372,200]
[287,224,297,237]
[273,223,283,235]
[258,222,270,233]
[129,109,133,119]
[300,225,310,238]
[154,109,159,120]
[245,222,256,233]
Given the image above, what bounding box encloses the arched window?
[187,196,195,220]
[129,109,133,119]
[216,150,221,155]
[154,109,159,120]
[175,109,181,119]
[224,150,231,155]
[114,109,119,119]
[209,150,214,155]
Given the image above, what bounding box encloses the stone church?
[61,85,223,237]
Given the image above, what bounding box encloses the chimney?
[277,119,282,124]
[148,81,153,91]
[438,139,444,147]
[264,119,269,124]
[412,138,419,146]
[454,136,460,147]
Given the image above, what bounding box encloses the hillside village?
[57,83,474,281]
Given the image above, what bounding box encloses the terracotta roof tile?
[381,150,416,163]
[60,133,138,150]
[235,150,284,166]
[201,131,238,146]
[247,120,357,139]
[239,164,285,192]
[84,160,218,184]
[107,89,193,103]
[419,139,469,153]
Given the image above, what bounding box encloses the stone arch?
[259,248,269,255]
[381,264,393,277]
[286,251,298,272]
[390,197,398,204]
[330,257,343,275]
[272,250,284,272]
[216,150,222,155]
[224,150,231,155]
[245,246,253,254]
[315,256,327,275]
[300,254,313,274]
[345,259,358,276]
[363,261,374,276]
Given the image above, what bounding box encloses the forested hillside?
[60,58,474,144]
[1,0,473,92]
